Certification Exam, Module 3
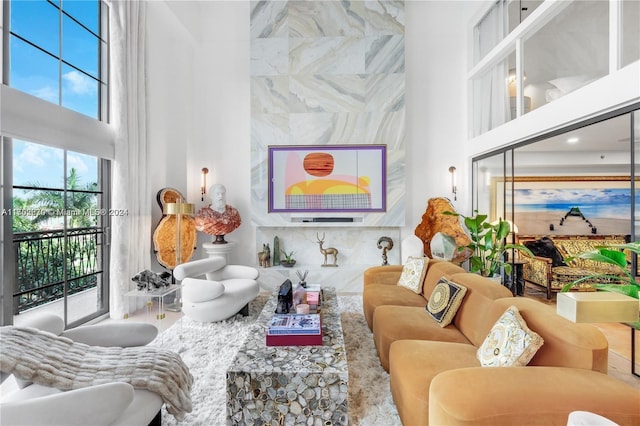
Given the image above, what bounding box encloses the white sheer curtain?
[109,1,151,318]
[473,0,508,136]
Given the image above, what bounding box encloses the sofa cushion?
[425,277,467,327]
[524,237,566,267]
[373,305,471,371]
[389,340,479,426]
[429,367,640,426]
[446,273,514,346]
[477,305,544,367]
[182,278,224,303]
[421,260,466,298]
[363,284,429,330]
[488,298,609,372]
[397,257,428,293]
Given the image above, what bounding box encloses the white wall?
[191,1,253,265]
[404,1,479,237]
[147,1,480,266]
[146,1,197,271]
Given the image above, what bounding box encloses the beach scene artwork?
[497,178,634,236]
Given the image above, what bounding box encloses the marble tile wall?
[250,1,406,284]
[250,0,405,227]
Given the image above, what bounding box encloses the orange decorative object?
[195,205,241,239]
[414,197,472,264]
[152,188,197,269]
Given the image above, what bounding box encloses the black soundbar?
[301,217,354,223]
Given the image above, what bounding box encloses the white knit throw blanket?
[0,326,193,420]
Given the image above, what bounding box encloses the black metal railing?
[13,227,104,313]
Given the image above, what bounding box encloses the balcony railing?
[13,227,104,314]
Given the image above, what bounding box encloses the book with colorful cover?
[267,313,321,335]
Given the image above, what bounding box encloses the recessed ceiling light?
[567,137,579,143]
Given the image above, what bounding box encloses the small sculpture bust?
[195,184,241,244]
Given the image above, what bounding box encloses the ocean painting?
[497,178,635,236]
[513,188,632,220]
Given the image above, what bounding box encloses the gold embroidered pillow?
[425,277,467,327]
[397,257,428,293]
[477,305,544,367]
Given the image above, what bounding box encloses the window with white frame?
[2,0,112,327]
[470,0,639,137]
[7,0,108,120]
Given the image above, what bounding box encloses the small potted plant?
[444,210,533,279]
[280,250,296,267]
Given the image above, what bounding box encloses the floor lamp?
[163,198,195,311]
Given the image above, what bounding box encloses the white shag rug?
[151,293,401,426]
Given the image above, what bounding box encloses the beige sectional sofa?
[363,259,640,425]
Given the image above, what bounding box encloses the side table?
[509,260,528,296]
[125,284,181,332]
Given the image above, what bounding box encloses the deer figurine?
[317,233,339,267]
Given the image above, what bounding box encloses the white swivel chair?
[173,255,260,322]
[0,313,164,426]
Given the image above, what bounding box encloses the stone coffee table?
[226,286,349,425]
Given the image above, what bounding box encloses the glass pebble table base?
[226,287,349,425]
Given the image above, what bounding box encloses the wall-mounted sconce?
[448,166,457,201]
[201,167,209,201]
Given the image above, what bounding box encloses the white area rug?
[151,293,401,425]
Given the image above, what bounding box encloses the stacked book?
[305,285,322,313]
[266,313,322,346]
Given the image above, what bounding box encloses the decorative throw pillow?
[425,277,467,327]
[397,256,429,293]
[477,305,544,367]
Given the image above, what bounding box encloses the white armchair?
[173,255,260,322]
[0,313,163,426]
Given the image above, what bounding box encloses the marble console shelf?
[256,227,401,293]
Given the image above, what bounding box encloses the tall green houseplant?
[444,210,532,277]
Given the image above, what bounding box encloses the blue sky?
[10,0,100,119]
[10,1,100,190]
[13,140,98,190]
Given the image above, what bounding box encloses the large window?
[7,0,108,120]
[472,107,639,240]
[470,0,638,137]
[2,0,112,327]
[11,140,109,325]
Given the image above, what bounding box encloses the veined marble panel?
[250,1,406,229]
[250,38,289,76]
[366,73,405,112]
[290,37,365,75]
[289,112,367,145]
[258,265,371,293]
[250,0,288,39]
[251,114,290,146]
[365,35,404,74]
[289,75,365,113]
[256,227,401,267]
[288,0,365,38]
[364,1,405,35]
[251,76,290,114]
[364,110,405,147]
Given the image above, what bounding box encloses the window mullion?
[58,3,63,107]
